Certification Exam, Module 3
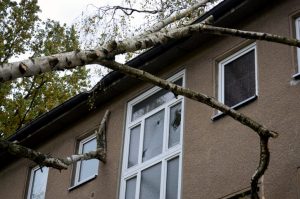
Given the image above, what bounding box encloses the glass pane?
[125,177,137,199]
[128,125,141,168]
[132,78,182,121]
[29,167,49,199]
[168,103,182,148]
[224,50,255,107]
[79,138,99,181]
[166,157,179,199]
[143,110,164,162]
[140,163,161,199]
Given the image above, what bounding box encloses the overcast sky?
[37,0,124,86]
[38,0,106,25]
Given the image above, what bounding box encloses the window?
[120,70,185,199]
[73,134,99,186]
[218,43,257,108]
[27,166,49,199]
[296,17,300,74]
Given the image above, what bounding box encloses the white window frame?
[120,70,185,199]
[27,166,49,199]
[296,17,300,74]
[73,134,99,186]
[218,43,258,108]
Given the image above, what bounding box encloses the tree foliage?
[1,1,298,198]
[0,0,90,137]
[78,0,217,49]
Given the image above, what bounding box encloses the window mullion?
[163,104,169,153]
[74,141,84,184]
[177,154,183,199]
[135,171,141,199]
[138,120,145,165]
[296,18,300,72]
[160,159,168,199]
[218,62,224,103]
[254,45,258,96]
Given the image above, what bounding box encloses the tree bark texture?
[1,24,299,82]
[100,60,278,139]
[98,60,275,199]
[0,110,110,170]
[144,0,210,34]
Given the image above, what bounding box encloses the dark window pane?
[128,125,141,168]
[140,163,162,199]
[143,110,164,162]
[224,49,255,107]
[166,157,179,199]
[168,103,182,148]
[125,177,137,199]
[132,78,182,121]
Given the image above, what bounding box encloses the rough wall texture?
[1,0,300,198]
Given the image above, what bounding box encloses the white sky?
[37,0,124,86]
[38,0,108,25]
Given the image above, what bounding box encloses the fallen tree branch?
[251,136,270,199]
[96,110,110,158]
[98,60,276,199]
[1,22,299,83]
[99,5,163,16]
[0,110,110,170]
[143,0,210,34]
[100,60,278,138]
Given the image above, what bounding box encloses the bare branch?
[99,60,279,139]
[0,110,110,170]
[0,139,68,170]
[195,24,300,47]
[143,0,210,34]
[96,110,110,158]
[251,136,270,199]
[99,5,163,16]
[1,22,299,83]
[98,60,275,199]
[17,76,47,130]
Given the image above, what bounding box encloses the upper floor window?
[296,17,300,73]
[27,166,49,199]
[120,70,185,199]
[73,134,99,186]
[218,43,257,108]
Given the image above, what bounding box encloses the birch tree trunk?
[1,23,299,82]
[2,2,299,198]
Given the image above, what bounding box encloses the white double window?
[120,70,185,199]
[73,134,99,186]
[218,43,258,108]
[27,166,49,199]
[296,17,300,73]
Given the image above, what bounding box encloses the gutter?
[8,0,249,143]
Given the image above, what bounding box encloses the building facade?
[1,0,300,198]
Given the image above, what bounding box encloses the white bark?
[99,60,278,138]
[144,0,211,34]
[1,23,299,82]
[98,60,274,199]
[0,110,110,170]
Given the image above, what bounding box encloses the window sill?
[68,175,97,191]
[292,72,300,80]
[211,95,257,121]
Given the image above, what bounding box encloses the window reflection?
[27,167,49,199]
[142,110,164,162]
[132,78,182,121]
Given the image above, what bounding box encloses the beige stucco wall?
[1,0,300,198]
